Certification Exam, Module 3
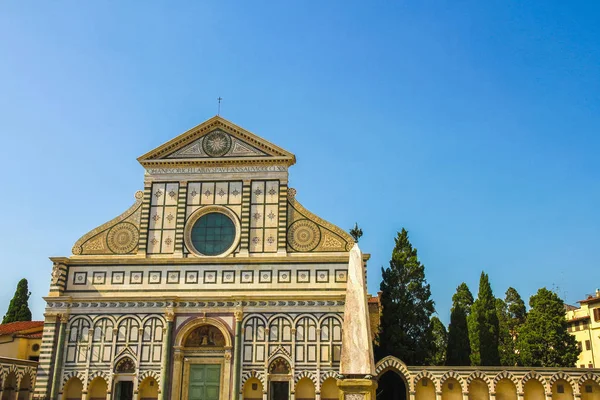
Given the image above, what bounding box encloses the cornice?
[50,253,370,266]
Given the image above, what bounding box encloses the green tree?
[516,288,579,367]
[446,283,473,365]
[505,287,527,333]
[496,298,516,366]
[2,279,32,324]
[427,316,448,365]
[468,272,500,366]
[375,228,435,365]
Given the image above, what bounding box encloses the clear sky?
[1,1,599,325]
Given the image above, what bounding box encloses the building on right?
[566,289,600,368]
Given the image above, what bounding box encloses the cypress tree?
[496,298,515,366]
[468,272,500,366]
[446,283,473,365]
[2,279,32,324]
[516,288,579,367]
[428,316,448,366]
[498,287,527,366]
[505,287,527,333]
[375,228,435,365]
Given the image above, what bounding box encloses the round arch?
[174,316,233,348]
[375,356,410,400]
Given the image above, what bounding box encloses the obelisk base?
[337,379,378,400]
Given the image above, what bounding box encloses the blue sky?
[1,1,599,324]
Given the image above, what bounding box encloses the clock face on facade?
[190,212,236,256]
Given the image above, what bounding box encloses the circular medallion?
[202,130,232,157]
[107,222,139,254]
[288,219,321,252]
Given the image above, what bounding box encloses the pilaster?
[49,313,69,400]
[239,180,251,255]
[232,310,244,400]
[159,310,175,400]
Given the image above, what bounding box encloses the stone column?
[232,310,244,400]
[159,310,175,400]
[517,392,524,400]
[410,391,416,400]
[490,392,496,400]
[436,391,443,400]
[50,313,69,400]
[546,393,553,400]
[462,392,469,400]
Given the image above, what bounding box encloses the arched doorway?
[552,380,574,400]
[62,377,83,400]
[415,377,436,400]
[268,357,292,400]
[88,377,108,400]
[468,379,489,400]
[523,379,545,400]
[18,373,33,400]
[113,356,136,400]
[377,370,408,400]
[2,372,17,400]
[441,378,462,400]
[243,377,264,400]
[139,376,159,400]
[495,379,517,400]
[580,379,600,400]
[321,378,340,400]
[295,378,315,400]
[171,318,233,400]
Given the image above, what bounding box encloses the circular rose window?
[185,207,241,257]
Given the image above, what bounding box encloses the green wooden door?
[188,364,221,400]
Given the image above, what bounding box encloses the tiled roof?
[0,321,44,336]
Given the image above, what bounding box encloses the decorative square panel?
[148,271,161,285]
[185,271,198,284]
[204,270,217,284]
[241,270,254,284]
[335,269,348,283]
[73,272,87,285]
[111,271,125,285]
[316,270,329,283]
[130,271,143,285]
[259,270,272,283]
[222,270,235,284]
[278,270,291,284]
[92,271,106,285]
[297,270,310,283]
[167,271,180,284]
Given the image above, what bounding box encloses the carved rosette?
[202,130,232,157]
[107,222,139,254]
[288,220,321,252]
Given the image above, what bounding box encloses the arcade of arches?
[373,357,600,400]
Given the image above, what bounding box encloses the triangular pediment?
[138,116,295,167]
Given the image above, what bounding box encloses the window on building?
[557,385,565,394]
[585,385,593,393]
[580,364,585,368]
[589,364,594,368]
[578,342,583,352]
[594,308,600,322]
[586,340,591,350]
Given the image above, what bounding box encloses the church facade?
[34,117,357,400]
[29,116,599,400]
